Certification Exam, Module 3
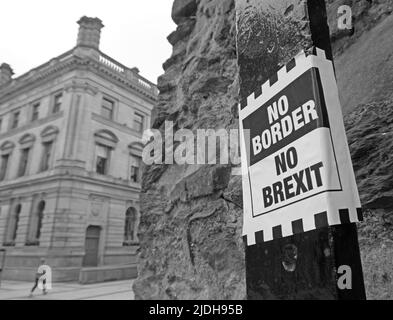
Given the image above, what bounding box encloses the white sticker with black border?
[239,48,362,245]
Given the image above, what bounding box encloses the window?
[26,200,45,246]
[130,155,142,183]
[94,130,118,175]
[52,93,62,113]
[17,134,35,177]
[40,126,59,171]
[4,203,21,246]
[31,102,40,121]
[0,154,9,181]
[11,111,20,129]
[35,201,45,240]
[0,141,14,180]
[96,144,111,175]
[101,98,114,120]
[134,113,144,133]
[18,148,30,177]
[123,207,137,245]
[40,141,53,172]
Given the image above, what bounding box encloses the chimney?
[76,16,104,50]
[131,67,140,74]
[0,63,14,87]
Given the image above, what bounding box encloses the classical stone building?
[0,17,157,282]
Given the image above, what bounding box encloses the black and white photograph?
[0,0,393,309]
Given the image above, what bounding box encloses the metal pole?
[235,0,366,299]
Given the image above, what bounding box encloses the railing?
[98,51,158,95]
[99,54,125,73]
[138,78,153,90]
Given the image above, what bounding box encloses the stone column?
[58,82,97,171]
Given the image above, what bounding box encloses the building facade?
[0,17,157,282]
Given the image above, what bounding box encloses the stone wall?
[345,99,393,299]
[134,0,393,299]
[328,1,393,299]
[133,0,245,300]
[327,0,393,113]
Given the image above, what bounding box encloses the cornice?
[64,79,99,95]
[86,58,158,103]
[91,113,143,139]
[0,52,158,106]
[0,171,141,194]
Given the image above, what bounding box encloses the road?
[0,279,134,300]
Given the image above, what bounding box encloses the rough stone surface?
[171,0,198,24]
[326,0,393,113]
[345,100,393,209]
[345,99,393,299]
[133,0,245,300]
[134,0,393,300]
[334,14,393,114]
[327,0,393,55]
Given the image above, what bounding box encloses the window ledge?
[0,111,64,140]
[25,241,40,246]
[3,241,15,247]
[0,169,56,186]
[122,241,139,246]
[87,171,141,186]
[92,113,143,137]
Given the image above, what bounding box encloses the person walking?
[29,258,48,297]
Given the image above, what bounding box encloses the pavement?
[0,279,134,300]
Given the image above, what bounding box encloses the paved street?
[0,279,134,300]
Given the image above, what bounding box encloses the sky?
[0,0,176,83]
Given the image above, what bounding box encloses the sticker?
[239,48,362,245]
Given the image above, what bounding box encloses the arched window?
[26,200,45,246]
[123,207,137,245]
[4,202,21,246]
